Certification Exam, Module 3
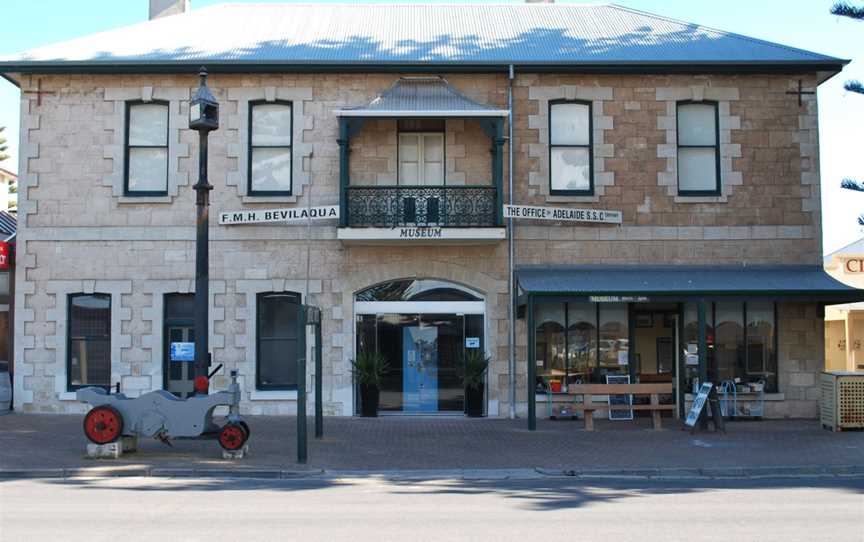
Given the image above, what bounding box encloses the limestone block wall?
[11,71,826,416]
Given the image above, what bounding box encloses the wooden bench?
[566,383,675,431]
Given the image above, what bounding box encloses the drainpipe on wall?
[507,64,517,420]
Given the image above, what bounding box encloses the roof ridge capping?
[607,3,846,63]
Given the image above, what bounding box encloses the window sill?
[250,390,298,401]
[674,195,727,204]
[241,195,299,204]
[118,195,173,204]
[546,195,599,204]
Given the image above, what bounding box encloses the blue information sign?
[170,342,195,362]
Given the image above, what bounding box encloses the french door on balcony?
[398,133,444,186]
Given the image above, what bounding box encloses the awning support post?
[527,293,536,431]
[697,299,709,430]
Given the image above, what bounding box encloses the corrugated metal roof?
[516,265,864,301]
[0,4,844,69]
[0,211,16,238]
[338,77,507,116]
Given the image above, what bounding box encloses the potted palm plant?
[351,350,389,417]
[459,350,490,417]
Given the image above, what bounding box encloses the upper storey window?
[549,101,593,195]
[249,101,293,195]
[125,102,169,195]
[677,101,721,196]
[398,119,445,186]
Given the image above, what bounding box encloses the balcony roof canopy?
[336,77,508,118]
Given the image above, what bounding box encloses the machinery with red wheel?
[77,368,248,451]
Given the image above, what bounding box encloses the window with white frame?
[125,102,169,195]
[549,101,593,195]
[677,101,721,195]
[249,101,293,195]
[398,132,444,185]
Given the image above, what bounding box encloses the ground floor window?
[534,302,629,388]
[683,301,777,393]
[256,292,301,390]
[67,293,111,390]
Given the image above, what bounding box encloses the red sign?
[0,242,9,270]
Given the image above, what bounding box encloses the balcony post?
[493,117,505,227]
[337,118,350,228]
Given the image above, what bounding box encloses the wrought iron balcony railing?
[346,186,499,228]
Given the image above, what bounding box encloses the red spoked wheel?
[218,423,246,451]
[83,405,124,444]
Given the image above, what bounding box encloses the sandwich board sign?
[606,374,633,420]
[685,382,713,427]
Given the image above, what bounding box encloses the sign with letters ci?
[219,205,339,225]
[170,342,195,362]
[503,204,622,225]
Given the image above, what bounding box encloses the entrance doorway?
[163,294,195,398]
[355,279,486,414]
[632,307,678,416]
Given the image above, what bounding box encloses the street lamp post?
[188,67,219,393]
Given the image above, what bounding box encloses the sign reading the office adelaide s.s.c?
[503,204,622,225]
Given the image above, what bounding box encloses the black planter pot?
[465,385,484,417]
[359,384,379,417]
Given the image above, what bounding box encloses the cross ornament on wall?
[785,79,816,107]
[22,78,55,107]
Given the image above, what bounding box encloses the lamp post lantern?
[189,67,219,393]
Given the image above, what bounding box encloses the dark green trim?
[0,60,848,76]
[124,100,170,197]
[296,303,307,464]
[513,290,864,302]
[247,99,294,196]
[549,99,594,196]
[493,118,505,226]
[676,100,722,197]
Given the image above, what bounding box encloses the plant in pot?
[351,350,389,417]
[459,350,490,417]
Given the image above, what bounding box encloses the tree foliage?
[835,2,864,225]
[0,127,8,163]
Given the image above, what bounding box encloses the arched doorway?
[354,279,486,414]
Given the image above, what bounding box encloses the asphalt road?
[1,476,862,542]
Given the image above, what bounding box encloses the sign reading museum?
[503,204,622,225]
[219,205,339,225]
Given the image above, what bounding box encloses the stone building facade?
[1,3,858,420]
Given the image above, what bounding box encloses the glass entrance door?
[632,310,678,415]
[357,312,482,414]
[166,325,195,398]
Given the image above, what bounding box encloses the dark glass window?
[549,100,593,195]
[248,101,293,195]
[677,101,721,195]
[125,102,169,195]
[256,292,301,390]
[683,302,778,393]
[68,293,111,390]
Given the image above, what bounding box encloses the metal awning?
[336,77,508,118]
[516,265,864,302]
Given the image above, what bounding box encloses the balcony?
[346,185,497,228]
[334,77,508,244]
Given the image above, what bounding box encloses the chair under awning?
[515,265,864,304]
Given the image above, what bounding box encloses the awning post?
[527,293,536,431]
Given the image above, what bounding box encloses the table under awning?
[515,265,864,304]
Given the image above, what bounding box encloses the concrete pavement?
[1,414,864,479]
[1,476,862,541]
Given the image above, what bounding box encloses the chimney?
[149,0,190,20]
